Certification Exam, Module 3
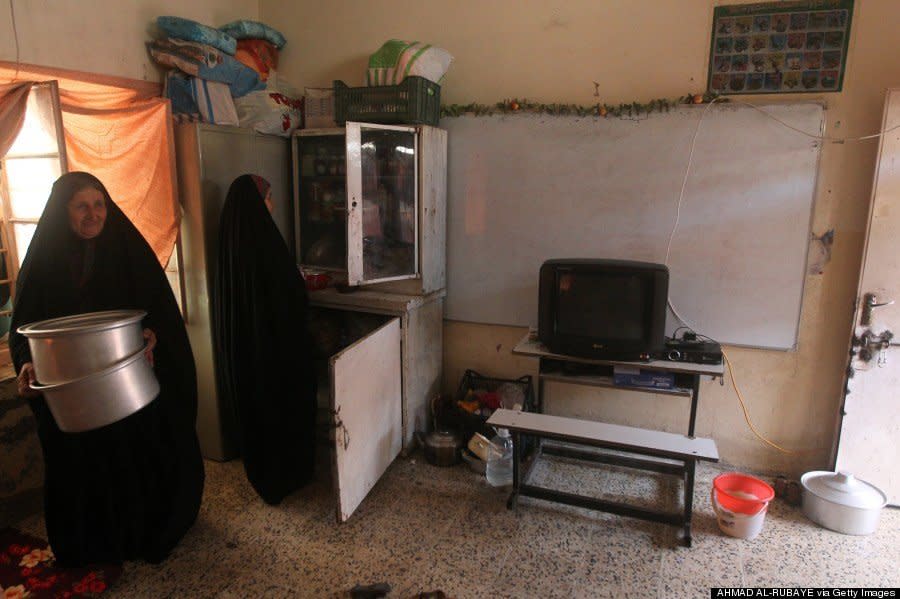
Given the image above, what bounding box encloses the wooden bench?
[486,409,720,547]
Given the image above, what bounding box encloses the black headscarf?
[9,172,204,567]
[215,174,317,505]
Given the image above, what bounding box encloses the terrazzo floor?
[13,448,900,598]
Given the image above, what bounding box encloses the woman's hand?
[17,363,39,397]
[143,329,157,367]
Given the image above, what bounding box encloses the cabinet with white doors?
[292,123,447,521]
[308,288,443,522]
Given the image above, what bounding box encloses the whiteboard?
[441,103,824,350]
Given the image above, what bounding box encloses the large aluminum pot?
[30,345,160,433]
[800,471,887,536]
[17,310,146,385]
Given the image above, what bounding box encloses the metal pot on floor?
[800,471,888,535]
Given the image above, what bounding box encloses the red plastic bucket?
[713,472,775,515]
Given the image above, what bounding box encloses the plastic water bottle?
[486,428,513,487]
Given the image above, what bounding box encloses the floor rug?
[0,528,121,598]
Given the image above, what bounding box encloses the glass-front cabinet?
[293,123,446,294]
[294,123,420,287]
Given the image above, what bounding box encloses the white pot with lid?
[800,471,887,535]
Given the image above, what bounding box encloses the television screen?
[538,259,668,360]
[555,272,647,341]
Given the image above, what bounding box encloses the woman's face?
[67,186,107,239]
[264,189,274,214]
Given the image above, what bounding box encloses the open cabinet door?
[331,317,402,522]
[345,122,419,286]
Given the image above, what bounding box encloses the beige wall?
[0,0,257,82]
[265,0,900,477]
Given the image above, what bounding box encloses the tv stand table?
[499,333,724,546]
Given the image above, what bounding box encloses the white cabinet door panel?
[330,317,402,522]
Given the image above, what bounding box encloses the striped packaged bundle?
[366,39,453,86]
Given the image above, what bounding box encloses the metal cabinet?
[310,288,444,452]
[292,123,447,522]
[305,290,445,523]
[292,122,447,452]
[175,123,293,462]
[292,124,447,294]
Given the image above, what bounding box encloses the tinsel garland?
[440,92,724,118]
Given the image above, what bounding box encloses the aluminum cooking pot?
[800,471,887,536]
[18,310,146,385]
[30,344,160,433]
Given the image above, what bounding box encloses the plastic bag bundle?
[233,72,303,137]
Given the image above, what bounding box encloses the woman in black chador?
[215,174,317,505]
[10,172,204,567]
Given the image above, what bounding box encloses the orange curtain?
[0,62,177,266]
[0,81,33,158]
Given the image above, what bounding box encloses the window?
[0,81,67,315]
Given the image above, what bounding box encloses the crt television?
[538,259,669,361]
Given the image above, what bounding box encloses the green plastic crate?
[334,76,441,126]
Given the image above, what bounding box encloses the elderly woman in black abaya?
[9,172,204,567]
[215,174,317,505]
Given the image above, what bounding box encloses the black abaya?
[214,174,317,505]
[9,172,204,567]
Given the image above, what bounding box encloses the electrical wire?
[659,94,885,455]
[670,325,693,340]
[663,96,804,453]
[720,347,798,454]
[670,279,801,454]
[731,98,900,142]
[670,278,809,454]
[666,94,900,275]
[664,96,725,265]
[665,94,899,272]
[669,323,799,454]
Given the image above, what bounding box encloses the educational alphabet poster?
[708,0,853,94]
